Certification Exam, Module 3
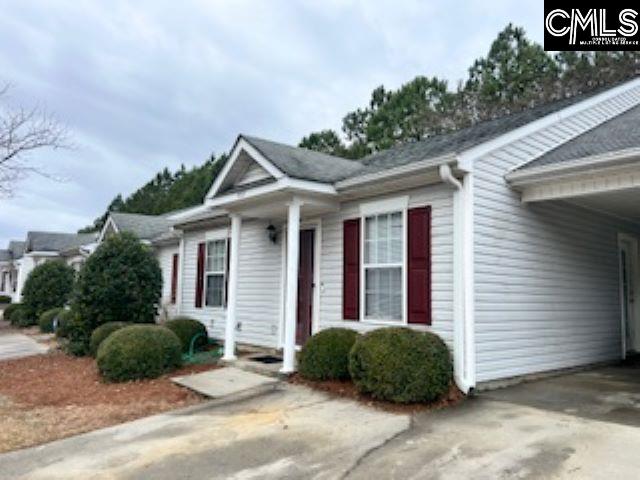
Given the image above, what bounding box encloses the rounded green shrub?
[73,233,162,354]
[89,321,128,356]
[298,328,359,381]
[3,303,22,323]
[38,307,63,333]
[349,327,452,403]
[55,309,76,338]
[0,294,11,304]
[164,317,208,353]
[9,305,33,328]
[97,325,182,382]
[22,261,75,320]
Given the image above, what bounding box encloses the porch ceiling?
[567,187,640,223]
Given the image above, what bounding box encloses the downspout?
[439,164,475,394]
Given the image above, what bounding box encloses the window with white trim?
[363,211,403,321]
[205,239,226,307]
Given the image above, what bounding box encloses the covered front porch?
[212,188,339,374]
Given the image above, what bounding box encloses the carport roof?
[516,103,640,171]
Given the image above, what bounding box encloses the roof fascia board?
[457,77,640,170]
[506,148,640,186]
[26,251,60,257]
[206,137,286,199]
[205,177,336,209]
[335,153,458,190]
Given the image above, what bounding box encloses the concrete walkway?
[172,367,279,399]
[0,333,48,361]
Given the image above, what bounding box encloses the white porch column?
[281,198,302,373]
[223,214,242,361]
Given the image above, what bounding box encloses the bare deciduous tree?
[0,83,70,196]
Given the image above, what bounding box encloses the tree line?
[83,24,640,231]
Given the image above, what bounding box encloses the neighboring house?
[17,232,97,302]
[0,241,25,299]
[98,211,183,319]
[162,77,640,392]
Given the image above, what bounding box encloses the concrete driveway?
[3,364,640,479]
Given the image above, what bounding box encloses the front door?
[296,229,315,345]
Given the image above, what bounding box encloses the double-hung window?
[363,211,403,321]
[205,239,227,307]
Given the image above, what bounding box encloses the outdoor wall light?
[266,224,278,244]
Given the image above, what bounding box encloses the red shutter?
[195,242,206,308]
[224,238,230,307]
[407,206,431,325]
[343,218,360,320]
[170,253,179,304]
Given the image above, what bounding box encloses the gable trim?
[457,77,640,171]
[98,216,119,244]
[206,137,285,199]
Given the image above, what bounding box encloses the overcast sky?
[0,0,543,246]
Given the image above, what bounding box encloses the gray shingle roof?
[516,104,640,171]
[26,232,96,253]
[109,212,174,241]
[242,135,364,183]
[8,241,24,259]
[237,84,620,184]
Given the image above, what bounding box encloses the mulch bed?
[0,351,218,453]
[289,374,464,414]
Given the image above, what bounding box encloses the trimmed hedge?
[164,317,208,353]
[55,309,75,338]
[38,307,63,333]
[3,303,22,323]
[97,325,182,382]
[298,328,359,381]
[22,261,75,320]
[349,327,452,403]
[89,322,129,356]
[0,294,11,304]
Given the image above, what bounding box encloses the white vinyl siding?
[473,83,640,383]
[179,220,281,348]
[319,185,454,345]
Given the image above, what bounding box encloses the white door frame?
[278,219,322,349]
[618,233,640,357]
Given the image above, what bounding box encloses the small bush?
[3,303,21,323]
[0,294,11,304]
[164,317,208,353]
[55,309,75,338]
[298,328,359,381]
[89,321,128,356]
[22,261,75,320]
[97,325,182,382]
[9,305,35,328]
[349,327,452,404]
[38,307,63,333]
[54,309,90,355]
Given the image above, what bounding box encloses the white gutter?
[439,164,475,394]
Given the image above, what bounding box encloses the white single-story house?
[160,77,640,393]
[1,233,96,303]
